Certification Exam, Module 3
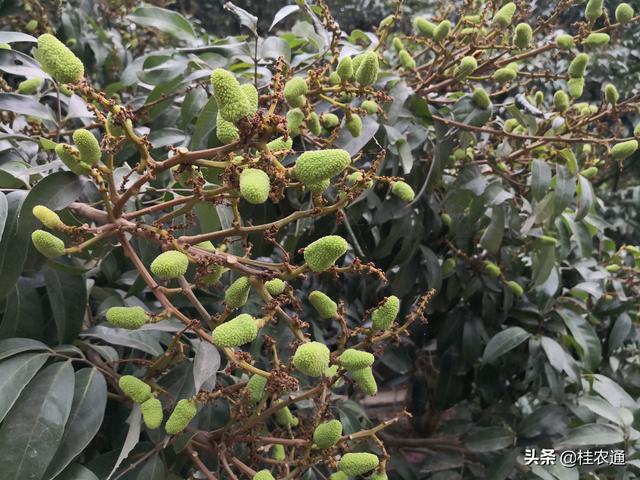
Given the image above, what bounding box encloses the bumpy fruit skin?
[55,143,90,175]
[472,87,491,109]
[507,280,524,297]
[345,114,362,137]
[455,56,477,79]
[225,277,251,309]
[611,140,638,160]
[339,453,379,476]
[616,3,634,23]
[118,375,151,403]
[212,313,258,347]
[337,56,354,80]
[211,69,253,124]
[106,306,148,329]
[604,84,619,104]
[150,250,189,279]
[253,470,275,480]
[371,295,400,330]
[294,149,351,185]
[585,0,603,21]
[73,129,101,165]
[371,472,388,480]
[330,473,349,480]
[35,34,84,83]
[513,23,532,49]
[18,77,42,94]
[240,168,270,204]
[313,419,343,448]
[442,258,456,275]
[274,401,299,427]
[580,166,598,178]
[272,444,285,460]
[309,291,338,319]
[355,52,379,86]
[216,114,239,144]
[307,179,331,194]
[33,205,62,229]
[484,260,502,277]
[392,37,404,52]
[241,83,259,112]
[391,181,415,202]
[362,100,379,114]
[140,398,163,429]
[339,349,375,371]
[329,72,342,85]
[287,108,305,136]
[553,90,569,112]
[165,399,197,434]
[569,53,589,78]
[265,278,286,296]
[493,2,516,27]
[284,77,308,107]
[246,374,267,403]
[353,366,378,395]
[293,341,330,377]
[568,78,584,99]
[320,113,340,129]
[32,229,65,258]
[399,50,416,69]
[267,136,293,152]
[415,17,436,38]
[303,235,349,272]
[433,20,451,42]
[584,32,609,47]
[307,112,322,135]
[556,34,575,50]
[493,67,517,84]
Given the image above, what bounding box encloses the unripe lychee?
[556,34,575,50]
[307,112,322,135]
[362,100,379,114]
[584,32,609,47]
[330,473,349,480]
[493,67,517,84]
[352,367,377,395]
[272,444,285,460]
[165,399,197,434]
[55,143,90,175]
[513,23,532,49]
[309,291,338,319]
[241,83,259,113]
[212,313,258,347]
[329,72,342,85]
[18,77,42,94]
[471,87,491,109]
[313,419,343,448]
[267,136,293,152]
[355,52,379,86]
[506,280,524,296]
[493,3,516,28]
[338,349,375,371]
[240,168,270,204]
[391,181,415,202]
[287,108,305,136]
[73,129,101,165]
[307,179,331,193]
[345,114,362,137]
[150,250,189,279]
[224,276,251,309]
[294,149,351,185]
[415,17,436,38]
[568,78,584,99]
[392,37,404,52]
[303,235,349,272]
[433,20,451,42]
[216,114,239,144]
[293,341,330,377]
[611,140,638,160]
[371,472,388,480]
[246,374,267,403]
[616,3,634,23]
[580,166,598,178]
[140,398,163,429]
[32,205,63,229]
[442,257,456,275]
[118,375,151,403]
[253,470,275,480]
[284,77,308,108]
[32,229,65,258]
[106,306,149,329]
[211,69,253,124]
[553,90,569,112]
[399,50,416,69]
[265,278,286,296]
[585,0,603,21]
[604,84,619,104]
[274,400,299,427]
[371,295,400,330]
[455,56,477,79]
[339,453,379,476]
[337,56,354,80]
[35,34,84,83]
[484,260,502,277]
[568,53,589,78]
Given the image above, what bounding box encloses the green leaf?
[55,464,99,480]
[128,7,196,42]
[45,368,107,479]
[483,326,530,363]
[578,396,627,426]
[557,308,601,370]
[106,405,141,480]
[0,192,8,241]
[553,165,576,215]
[531,159,551,201]
[479,205,504,254]
[575,175,593,221]
[224,2,258,36]
[0,337,50,360]
[557,423,624,447]
[136,455,166,480]
[0,93,55,121]
[269,5,300,31]
[0,32,37,43]
[0,172,83,301]
[190,95,217,150]
[0,277,47,340]
[465,426,514,452]
[44,263,87,345]
[0,361,75,480]
[80,325,164,356]
[531,244,556,288]
[0,352,48,422]
[192,340,220,391]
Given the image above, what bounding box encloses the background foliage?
[1,0,640,479]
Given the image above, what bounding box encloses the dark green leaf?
[128,7,196,41]
[0,352,48,422]
[0,93,55,121]
[465,426,514,452]
[483,326,530,363]
[44,263,87,344]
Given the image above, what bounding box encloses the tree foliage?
[0,0,639,479]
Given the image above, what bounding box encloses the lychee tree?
[0,0,639,479]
